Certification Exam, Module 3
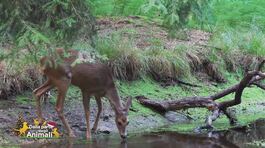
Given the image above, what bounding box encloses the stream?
[11,118,264,148]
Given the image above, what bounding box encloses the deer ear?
[124,97,132,112]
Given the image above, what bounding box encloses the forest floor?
[0,17,265,146]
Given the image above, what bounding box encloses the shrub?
[143,46,191,81]
[0,0,96,53]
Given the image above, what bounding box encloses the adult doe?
[33,49,132,139]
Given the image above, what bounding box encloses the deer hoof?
[69,132,76,138]
[86,133,91,140]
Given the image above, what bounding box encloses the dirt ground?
[97,17,211,50]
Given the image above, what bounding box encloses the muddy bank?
[0,94,172,145]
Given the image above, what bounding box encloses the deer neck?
[109,98,124,115]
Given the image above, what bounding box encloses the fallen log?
[136,60,265,129]
[136,96,216,113]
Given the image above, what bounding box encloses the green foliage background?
[0,0,96,51]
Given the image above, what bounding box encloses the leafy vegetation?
[212,0,265,30]
[91,0,212,38]
[142,0,212,38]
[90,0,146,16]
[210,25,265,56]
[0,0,96,51]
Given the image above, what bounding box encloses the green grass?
[212,0,265,30]
[117,73,264,103]
[91,0,265,31]
[207,0,265,57]
[95,31,137,60]
[16,95,34,105]
[209,26,265,56]
[90,0,149,17]
[118,77,198,100]
[95,28,193,81]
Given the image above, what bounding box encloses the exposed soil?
[97,17,211,50]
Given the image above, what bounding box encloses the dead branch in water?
[136,61,265,129]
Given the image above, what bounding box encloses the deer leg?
[33,79,53,99]
[33,82,54,123]
[82,91,91,139]
[55,81,75,137]
[42,91,51,105]
[33,80,50,95]
[92,96,102,133]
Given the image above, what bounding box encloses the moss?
[16,95,33,105]
[118,77,202,100]
[128,100,154,118]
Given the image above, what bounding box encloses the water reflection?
[19,119,265,148]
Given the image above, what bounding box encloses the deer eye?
[118,121,122,126]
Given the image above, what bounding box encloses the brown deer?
[33,48,132,139]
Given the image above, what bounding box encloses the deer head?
[39,56,52,73]
[39,54,72,79]
[115,98,132,139]
[39,48,78,74]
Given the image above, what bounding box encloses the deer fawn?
[33,48,132,139]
